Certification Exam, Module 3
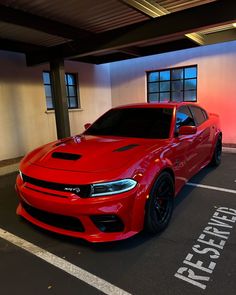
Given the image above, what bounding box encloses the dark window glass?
[68,97,78,108]
[172,68,183,80]
[160,81,170,92]
[43,71,80,110]
[43,72,54,110]
[184,78,197,90]
[148,82,159,93]
[45,85,52,97]
[67,74,75,85]
[175,106,195,132]
[172,80,183,91]
[172,91,183,102]
[85,108,174,139]
[65,73,79,109]
[148,93,159,102]
[160,92,170,102]
[190,106,207,126]
[148,72,159,82]
[43,72,51,84]
[68,85,76,96]
[160,70,170,81]
[147,65,197,103]
[185,67,197,79]
[185,90,197,101]
[46,97,54,110]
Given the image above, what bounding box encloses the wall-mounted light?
[233,23,236,28]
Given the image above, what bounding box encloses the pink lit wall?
[110,41,236,144]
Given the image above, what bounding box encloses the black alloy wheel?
[145,172,174,234]
[210,135,222,167]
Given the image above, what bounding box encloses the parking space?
[0,153,236,295]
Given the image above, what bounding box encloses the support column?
[50,59,71,139]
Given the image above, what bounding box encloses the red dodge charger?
[16,103,222,242]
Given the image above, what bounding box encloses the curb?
[222,147,236,154]
[0,163,19,176]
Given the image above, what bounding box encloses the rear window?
[85,107,173,139]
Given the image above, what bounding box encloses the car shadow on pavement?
[174,165,217,208]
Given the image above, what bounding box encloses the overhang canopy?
[0,0,235,65]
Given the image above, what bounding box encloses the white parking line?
[0,228,132,295]
[186,182,236,194]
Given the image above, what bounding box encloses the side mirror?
[178,125,197,135]
[84,123,91,130]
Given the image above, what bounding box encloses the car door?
[172,105,198,190]
[189,105,212,169]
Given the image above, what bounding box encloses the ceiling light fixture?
[123,0,204,45]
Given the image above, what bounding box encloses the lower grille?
[22,201,85,232]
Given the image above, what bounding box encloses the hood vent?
[114,144,139,152]
[52,152,81,160]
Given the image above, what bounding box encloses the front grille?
[22,174,91,198]
[22,201,85,232]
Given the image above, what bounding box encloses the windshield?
[84,107,173,139]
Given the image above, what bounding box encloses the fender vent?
[114,144,139,152]
[51,152,81,160]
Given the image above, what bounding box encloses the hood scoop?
[114,144,139,152]
[51,152,81,161]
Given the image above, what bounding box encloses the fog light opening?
[90,215,124,233]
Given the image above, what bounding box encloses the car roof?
[114,102,200,109]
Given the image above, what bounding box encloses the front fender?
[130,155,174,232]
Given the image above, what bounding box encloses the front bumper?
[16,175,142,242]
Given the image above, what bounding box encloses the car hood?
[28,135,166,173]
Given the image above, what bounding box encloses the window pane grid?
[147,66,197,103]
[65,73,79,109]
[43,71,79,110]
[43,71,54,110]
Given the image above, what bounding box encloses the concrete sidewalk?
[0,156,22,176]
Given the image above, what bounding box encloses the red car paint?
[16,103,221,242]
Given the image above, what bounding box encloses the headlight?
[19,170,23,181]
[91,179,137,197]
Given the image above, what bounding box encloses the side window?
[201,109,208,120]
[175,106,195,132]
[190,106,207,126]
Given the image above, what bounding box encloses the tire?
[210,135,222,167]
[144,172,174,234]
